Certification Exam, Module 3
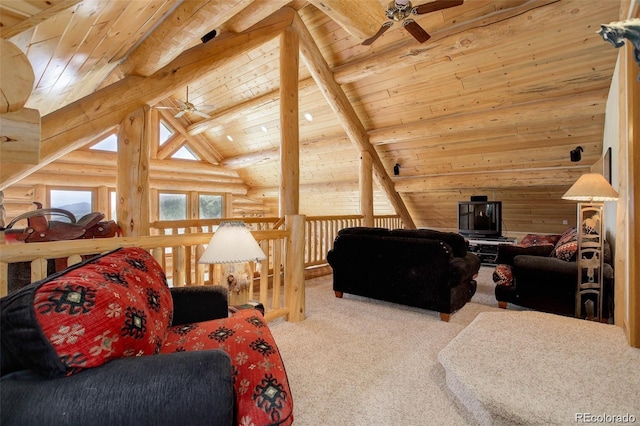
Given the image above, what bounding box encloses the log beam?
[117,107,150,237]
[291,13,415,228]
[279,27,300,216]
[0,7,296,191]
[360,151,374,227]
[307,0,385,40]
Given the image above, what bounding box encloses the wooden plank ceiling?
[0,0,621,233]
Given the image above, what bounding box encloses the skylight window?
[90,134,118,152]
[171,146,199,160]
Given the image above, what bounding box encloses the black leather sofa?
[326,227,481,321]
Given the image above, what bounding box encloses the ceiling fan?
[154,86,215,119]
[362,0,464,46]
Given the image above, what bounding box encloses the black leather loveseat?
[493,229,614,320]
[327,227,481,321]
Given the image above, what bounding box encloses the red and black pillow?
[1,247,173,378]
[162,309,294,426]
[550,227,578,261]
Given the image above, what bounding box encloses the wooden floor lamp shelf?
[562,173,618,323]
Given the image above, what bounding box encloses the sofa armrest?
[449,252,481,286]
[170,286,229,325]
[495,244,555,265]
[1,350,234,426]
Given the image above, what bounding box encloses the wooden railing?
[0,215,306,322]
[151,214,403,269]
[1,214,401,321]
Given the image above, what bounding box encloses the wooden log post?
[117,107,151,236]
[285,214,305,321]
[0,262,7,297]
[279,27,299,216]
[360,150,374,227]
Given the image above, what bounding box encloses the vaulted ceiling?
[0,0,623,231]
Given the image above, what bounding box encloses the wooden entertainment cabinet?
[466,237,517,265]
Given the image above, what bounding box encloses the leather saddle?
[3,203,121,243]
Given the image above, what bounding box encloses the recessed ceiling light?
[261,125,268,133]
[304,113,313,122]
[226,135,233,142]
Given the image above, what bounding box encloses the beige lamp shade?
[561,173,618,202]
[199,221,266,264]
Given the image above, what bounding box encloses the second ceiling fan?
[155,86,215,119]
[362,0,464,46]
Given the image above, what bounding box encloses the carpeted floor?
[268,267,639,425]
[268,266,503,425]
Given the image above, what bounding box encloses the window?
[90,134,118,152]
[50,189,93,221]
[159,193,187,220]
[171,146,199,160]
[110,191,117,221]
[199,194,222,219]
[159,121,174,146]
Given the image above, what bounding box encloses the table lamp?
[198,220,266,304]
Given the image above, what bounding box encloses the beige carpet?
[439,310,640,425]
[268,269,504,425]
[268,268,639,425]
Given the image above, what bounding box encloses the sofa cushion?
[389,228,467,258]
[337,227,390,237]
[494,244,555,266]
[162,309,293,425]
[0,247,173,378]
[551,227,578,261]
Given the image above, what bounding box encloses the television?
[458,201,502,238]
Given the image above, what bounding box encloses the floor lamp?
[198,221,266,305]
[562,173,618,321]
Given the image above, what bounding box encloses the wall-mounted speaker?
[393,163,400,176]
[201,29,217,44]
[570,146,583,162]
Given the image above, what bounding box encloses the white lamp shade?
[199,221,266,264]
[562,173,618,202]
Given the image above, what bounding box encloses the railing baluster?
[31,258,47,283]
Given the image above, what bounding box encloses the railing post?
[285,214,305,321]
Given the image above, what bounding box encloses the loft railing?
[0,215,306,322]
[0,214,401,320]
[151,214,403,269]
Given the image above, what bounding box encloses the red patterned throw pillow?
[551,227,578,261]
[162,309,294,426]
[1,247,173,378]
[493,264,514,286]
[519,233,560,247]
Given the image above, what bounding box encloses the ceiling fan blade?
[194,110,212,119]
[412,0,464,15]
[174,111,186,118]
[403,19,431,43]
[362,21,393,46]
